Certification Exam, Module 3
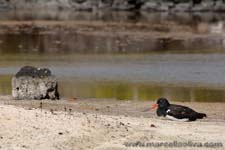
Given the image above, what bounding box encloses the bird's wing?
[167,104,196,119]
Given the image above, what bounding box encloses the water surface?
[1,54,225,102]
[1,11,225,102]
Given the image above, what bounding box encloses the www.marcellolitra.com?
[123,141,223,148]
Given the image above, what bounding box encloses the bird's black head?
[143,97,170,112]
[156,98,170,109]
[153,98,170,117]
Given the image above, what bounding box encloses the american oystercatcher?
[146,98,207,121]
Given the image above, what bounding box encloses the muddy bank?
[0,96,224,150]
[0,20,224,53]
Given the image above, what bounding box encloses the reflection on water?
[0,33,149,54]
[35,80,225,102]
[1,74,225,102]
[0,75,12,95]
[0,30,225,54]
[0,12,225,53]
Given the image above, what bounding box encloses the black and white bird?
[146,98,207,121]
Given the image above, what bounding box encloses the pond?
[0,11,225,102]
[1,54,225,102]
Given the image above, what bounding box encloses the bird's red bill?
[142,103,158,112]
[151,103,158,110]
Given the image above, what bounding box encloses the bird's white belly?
[165,115,189,122]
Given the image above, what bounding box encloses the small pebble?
[120,122,125,126]
[21,145,28,148]
[150,124,156,128]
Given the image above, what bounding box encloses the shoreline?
[1,95,225,121]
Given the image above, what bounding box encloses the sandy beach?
[0,96,224,150]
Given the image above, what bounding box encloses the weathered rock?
[141,1,176,12]
[111,0,133,10]
[140,1,160,11]
[191,1,214,12]
[4,0,225,12]
[214,0,225,12]
[15,66,51,78]
[12,66,60,100]
[160,2,174,11]
[70,0,99,11]
[173,2,192,12]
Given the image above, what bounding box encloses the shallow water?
[1,11,225,102]
[1,54,225,102]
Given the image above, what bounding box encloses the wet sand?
[0,95,225,150]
